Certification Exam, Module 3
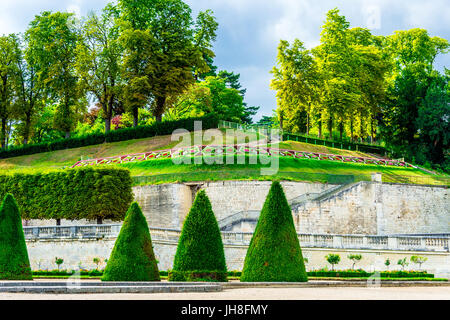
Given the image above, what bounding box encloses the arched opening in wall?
[184,183,204,203]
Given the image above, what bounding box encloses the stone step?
[0,283,222,294]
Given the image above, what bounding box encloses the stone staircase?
[218,182,359,231]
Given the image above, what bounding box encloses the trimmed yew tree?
[240,181,308,282]
[170,190,227,282]
[102,202,160,281]
[0,194,33,280]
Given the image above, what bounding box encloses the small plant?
[385,258,391,270]
[93,257,101,270]
[397,258,408,271]
[304,257,309,264]
[325,254,340,271]
[410,256,427,269]
[347,254,362,270]
[55,257,64,271]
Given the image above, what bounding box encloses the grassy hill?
[0,129,447,186]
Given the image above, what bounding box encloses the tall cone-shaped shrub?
[102,202,160,281]
[171,190,227,282]
[0,194,32,280]
[241,181,307,282]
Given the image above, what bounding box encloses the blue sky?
[0,0,448,121]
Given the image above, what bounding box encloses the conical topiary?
[102,202,160,281]
[0,193,33,280]
[170,189,227,282]
[240,181,308,282]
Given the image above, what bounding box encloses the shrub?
[102,202,160,281]
[326,254,341,270]
[0,115,219,159]
[54,257,64,271]
[0,167,133,222]
[171,190,227,282]
[240,181,308,282]
[410,255,427,269]
[0,194,33,280]
[347,254,362,270]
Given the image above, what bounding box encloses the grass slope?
[0,129,445,186]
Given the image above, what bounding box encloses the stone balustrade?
[23,224,449,252]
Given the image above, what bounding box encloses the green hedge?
[307,269,434,278]
[0,167,133,221]
[102,202,160,282]
[241,181,308,282]
[168,270,227,282]
[0,194,33,280]
[171,190,228,282]
[0,115,219,159]
[283,133,386,155]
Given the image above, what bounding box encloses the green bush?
[171,190,227,282]
[240,181,308,282]
[0,194,33,280]
[0,115,219,159]
[0,167,133,222]
[306,269,434,278]
[102,202,160,281]
[168,270,227,282]
[282,132,387,154]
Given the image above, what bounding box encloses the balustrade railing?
[23,225,449,252]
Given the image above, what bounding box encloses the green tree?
[76,6,123,134]
[26,11,83,138]
[385,258,391,270]
[12,34,44,145]
[0,34,21,149]
[410,255,427,269]
[55,257,64,271]
[325,253,340,271]
[347,254,362,270]
[117,0,218,122]
[170,76,245,122]
[271,39,321,135]
[241,181,308,282]
[0,194,33,280]
[171,189,227,282]
[102,202,160,281]
[397,257,409,270]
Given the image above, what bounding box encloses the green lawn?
[1,129,447,186]
[119,155,444,185]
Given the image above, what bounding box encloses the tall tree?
[12,35,44,145]
[117,0,218,123]
[0,34,20,149]
[26,11,82,138]
[271,39,320,135]
[76,6,123,134]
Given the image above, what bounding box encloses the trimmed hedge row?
[283,133,387,155]
[168,270,227,282]
[0,115,219,159]
[0,167,133,221]
[307,270,434,278]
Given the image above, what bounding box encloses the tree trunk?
[328,116,333,140]
[97,217,103,225]
[105,117,111,135]
[56,219,61,226]
[155,96,166,122]
[306,113,310,135]
[350,119,354,142]
[65,131,70,139]
[339,121,344,141]
[23,112,32,145]
[133,107,139,127]
[1,117,6,149]
[318,119,322,139]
